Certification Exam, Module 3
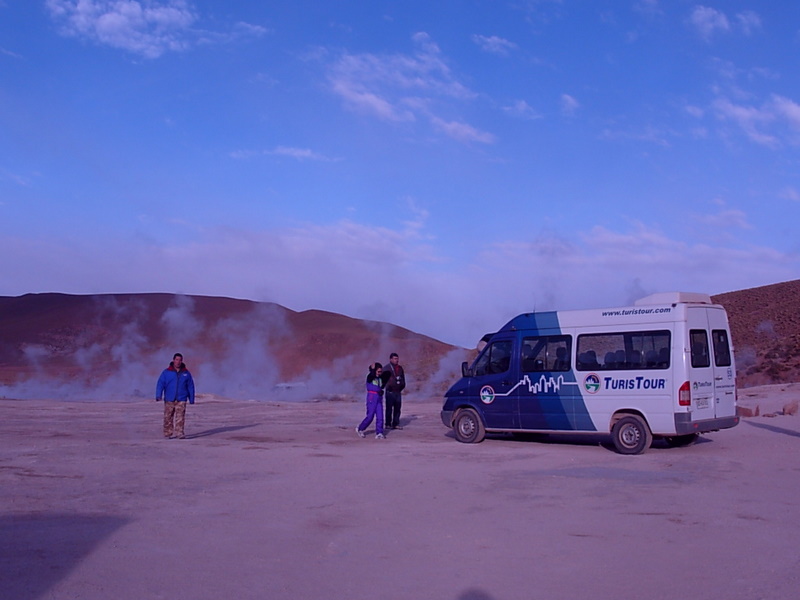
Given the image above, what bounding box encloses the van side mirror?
[461,361,471,377]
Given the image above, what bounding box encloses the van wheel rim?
[621,425,640,447]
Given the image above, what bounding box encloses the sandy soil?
[2,386,800,600]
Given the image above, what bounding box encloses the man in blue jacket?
[156,352,196,439]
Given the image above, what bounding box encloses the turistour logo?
[480,385,495,404]
[583,374,600,394]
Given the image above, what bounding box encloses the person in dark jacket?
[382,352,406,429]
[155,352,195,439]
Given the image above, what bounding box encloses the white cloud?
[688,6,730,40]
[696,208,752,231]
[560,93,579,116]
[231,146,339,162]
[46,0,197,58]
[771,95,800,130]
[429,116,495,144]
[600,125,672,147]
[45,0,266,58]
[471,34,517,56]
[779,187,800,202]
[688,6,762,40]
[267,146,338,161]
[326,32,490,144]
[1,45,22,59]
[712,95,800,147]
[735,10,762,36]
[503,99,541,120]
[685,105,704,118]
[633,0,662,18]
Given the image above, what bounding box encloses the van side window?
[711,329,732,367]
[474,340,513,376]
[521,335,571,372]
[577,330,671,371]
[690,330,710,368]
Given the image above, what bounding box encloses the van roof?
[634,292,712,306]
[498,291,716,333]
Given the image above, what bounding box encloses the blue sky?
[1,1,799,348]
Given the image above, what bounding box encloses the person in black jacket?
[382,352,406,430]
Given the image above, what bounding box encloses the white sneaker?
[355,427,366,438]
[376,433,385,439]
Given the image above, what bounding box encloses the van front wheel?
[453,408,485,444]
[611,415,652,455]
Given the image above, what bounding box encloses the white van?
[440,292,739,454]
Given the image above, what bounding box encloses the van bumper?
[441,410,454,428]
[674,413,739,434]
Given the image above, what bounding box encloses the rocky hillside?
[713,279,800,388]
[0,293,468,400]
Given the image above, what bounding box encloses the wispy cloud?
[688,6,762,41]
[712,95,800,147]
[430,116,496,144]
[267,146,338,161]
[560,93,579,116]
[735,10,762,36]
[45,0,266,58]
[326,32,493,144]
[230,146,339,162]
[779,187,800,202]
[503,99,541,120]
[471,34,517,56]
[688,5,730,40]
[0,45,22,59]
[600,125,672,147]
[46,0,198,58]
[696,208,752,230]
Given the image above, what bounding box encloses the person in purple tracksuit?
[356,363,386,440]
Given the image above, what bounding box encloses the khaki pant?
[163,401,187,438]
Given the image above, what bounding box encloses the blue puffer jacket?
[156,364,196,404]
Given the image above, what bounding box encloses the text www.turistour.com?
[601,307,673,317]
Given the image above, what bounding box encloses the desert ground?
[2,384,800,600]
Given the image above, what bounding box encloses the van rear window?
[712,329,732,367]
[576,330,671,371]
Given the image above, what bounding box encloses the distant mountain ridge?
[712,279,800,388]
[0,293,466,400]
[1,281,798,398]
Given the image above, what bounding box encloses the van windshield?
[474,340,512,375]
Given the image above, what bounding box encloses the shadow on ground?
[0,513,128,600]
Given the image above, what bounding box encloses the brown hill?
[712,279,800,388]
[0,293,468,400]
[1,281,798,399]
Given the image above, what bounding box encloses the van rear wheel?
[453,408,485,444]
[611,415,652,455]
